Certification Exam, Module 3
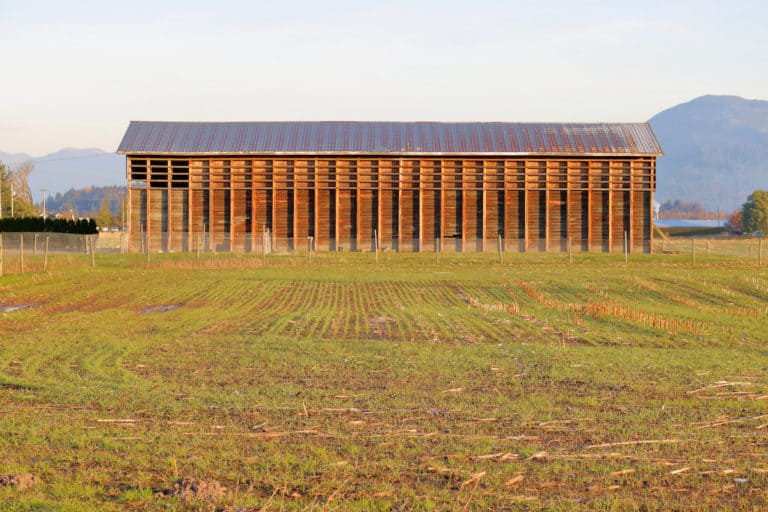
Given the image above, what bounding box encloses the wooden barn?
[117,121,662,254]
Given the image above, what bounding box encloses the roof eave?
[116,150,663,158]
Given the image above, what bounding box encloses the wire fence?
[654,235,766,261]
[0,231,765,277]
[123,231,650,256]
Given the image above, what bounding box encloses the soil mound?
[164,477,226,502]
[0,473,37,490]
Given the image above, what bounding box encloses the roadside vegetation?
[1,251,767,510]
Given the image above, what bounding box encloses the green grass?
[1,251,767,510]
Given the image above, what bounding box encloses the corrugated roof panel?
[117,121,663,156]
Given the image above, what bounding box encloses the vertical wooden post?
[146,232,151,265]
[482,161,488,253]
[706,241,710,255]
[33,233,38,257]
[624,230,628,263]
[691,238,695,265]
[374,229,378,264]
[498,233,503,264]
[397,159,403,253]
[0,233,3,277]
[308,236,313,262]
[19,234,24,275]
[760,238,763,265]
[418,162,424,253]
[90,236,96,269]
[44,236,49,272]
[196,234,201,261]
[568,237,573,264]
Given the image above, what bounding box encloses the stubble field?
[1,251,767,510]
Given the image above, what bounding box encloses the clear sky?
[1,0,766,156]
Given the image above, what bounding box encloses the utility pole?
[41,189,48,218]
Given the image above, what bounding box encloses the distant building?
[117,121,662,253]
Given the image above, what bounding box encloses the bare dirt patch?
[0,473,37,490]
[158,477,226,502]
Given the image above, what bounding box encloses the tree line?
[0,217,98,234]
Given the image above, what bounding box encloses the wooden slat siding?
[466,164,483,253]
[314,159,320,252]
[128,154,658,255]
[168,189,184,252]
[313,160,327,250]
[546,160,566,252]
[272,160,292,252]
[483,161,502,250]
[649,158,656,252]
[293,160,312,250]
[358,159,377,252]
[631,159,652,253]
[441,161,460,252]
[419,160,438,252]
[609,160,629,253]
[356,160,363,251]
[377,160,395,251]
[526,160,546,252]
[481,160,487,253]
[461,161,464,252]
[417,160,425,252]
[438,160,445,252]
[398,160,418,252]
[377,159,383,253]
[503,161,524,252]
[339,159,354,251]
[590,160,610,252]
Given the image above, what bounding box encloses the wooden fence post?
[89,235,96,268]
[44,236,49,272]
[19,234,24,275]
[624,231,628,264]
[760,238,764,265]
[0,233,3,277]
[374,229,378,264]
[691,238,696,265]
[498,233,503,264]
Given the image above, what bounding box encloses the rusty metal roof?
[117,121,662,156]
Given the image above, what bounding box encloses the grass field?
[1,251,768,510]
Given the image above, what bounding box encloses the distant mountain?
[0,148,124,203]
[650,95,768,212]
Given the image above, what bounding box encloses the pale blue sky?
[1,0,766,155]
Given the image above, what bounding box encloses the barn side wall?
[126,155,656,254]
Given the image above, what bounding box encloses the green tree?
[94,199,113,228]
[0,161,10,218]
[0,160,37,218]
[742,190,768,235]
